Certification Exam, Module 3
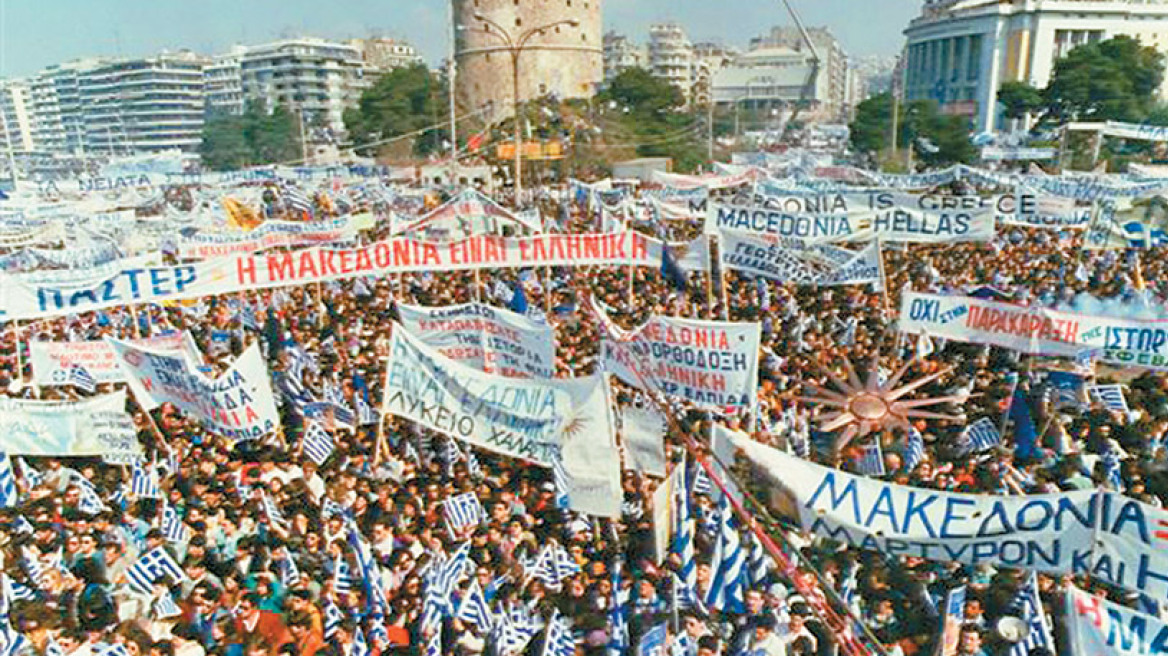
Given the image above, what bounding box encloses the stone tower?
[453,0,603,121]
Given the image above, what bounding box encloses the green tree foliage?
[996,81,1044,120]
[592,67,706,172]
[1043,36,1166,122]
[849,92,896,154]
[200,103,301,171]
[848,93,976,167]
[343,64,447,157]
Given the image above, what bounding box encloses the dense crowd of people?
[0,174,1166,656]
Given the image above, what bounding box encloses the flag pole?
[705,234,715,319]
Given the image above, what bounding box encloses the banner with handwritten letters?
[0,391,140,461]
[382,324,615,468]
[107,339,279,442]
[602,315,760,410]
[1102,121,1168,143]
[396,302,556,379]
[1067,585,1168,656]
[30,333,201,386]
[899,292,1168,371]
[728,432,1168,601]
[0,232,667,321]
[176,216,365,259]
[718,231,881,287]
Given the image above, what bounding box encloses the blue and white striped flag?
[352,626,369,656]
[494,604,543,655]
[279,550,301,587]
[126,546,184,595]
[424,631,442,656]
[262,492,288,528]
[0,626,29,656]
[279,183,315,218]
[552,456,571,510]
[1008,573,1054,656]
[607,561,630,656]
[355,395,378,426]
[443,492,484,534]
[324,601,343,639]
[153,591,182,619]
[857,442,886,477]
[130,463,161,499]
[66,363,97,393]
[904,426,926,472]
[690,464,711,497]
[961,418,1001,453]
[333,555,356,594]
[0,453,17,509]
[1102,447,1125,492]
[160,502,187,543]
[704,495,744,614]
[746,535,771,587]
[15,458,42,491]
[302,421,335,466]
[95,644,131,656]
[74,476,107,515]
[1090,384,1129,414]
[456,580,495,630]
[542,609,576,656]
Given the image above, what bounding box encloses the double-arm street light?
[460,12,579,207]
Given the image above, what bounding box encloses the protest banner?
[107,339,279,442]
[0,391,140,461]
[620,406,668,477]
[396,302,555,378]
[707,191,996,243]
[29,333,201,386]
[177,215,365,259]
[938,586,967,656]
[1066,585,1168,656]
[1102,121,1168,143]
[980,147,1057,161]
[601,313,760,410]
[725,430,1168,601]
[899,291,1168,370]
[996,187,1092,229]
[650,467,676,563]
[382,325,619,515]
[0,232,669,321]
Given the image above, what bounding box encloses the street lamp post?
[463,12,579,208]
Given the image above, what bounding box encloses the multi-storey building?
[648,23,694,102]
[603,31,645,83]
[205,49,246,117]
[903,0,1168,132]
[239,38,372,139]
[0,79,37,155]
[29,60,99,155]
[749,26,851,120]
[347,38,423,72]
[79,51,208,155]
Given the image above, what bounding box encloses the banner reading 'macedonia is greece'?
[722,428,1168,602]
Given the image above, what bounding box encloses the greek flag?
[126,546,184,595]
[352,626,369,656]
[494,604,543,655]
[542,609,575,656]
[1008,573,1054,656]
[961,418,1001,453]
[672,464,697,590]
[321,497,348,520]
[279,551,301,587]
[262,492,289,528]
[279,182,314,217]
[95,644,132,656]
[130,463,161,499]
[161,503,187,543]
[424,631,442,656]
[153,592,182,619]
[355,395,378,426]
[324,601,343,639]
[1102,447,1125,492]
[302,421,335,466]
[704,495,744,613]
[638,624,668,656]
[746,534,771,587]
[21,547,51,590]
[552,455,571,510]
[467,449,484,479]
[0,626,29,656]
[15,458,41,491]
[74,476,107,515]
[333,555,356,594]
[0,453,16,509]
[608,561,630,656]
[443,492,484,534]
[457,580,495,629]
[857,442,886,477]
[66,364,97,393]
[690,464,711,497]
[1090,384,1129,414]
[904,426,925,472]
[527,544,581,589]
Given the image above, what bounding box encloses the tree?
[200,103,301,171]
[997,81,1043,120]
[344,64,447,157]
[588,67,706,172]
[598,67,685,117]
[1043,35,1166,122]
[849,92,895,154]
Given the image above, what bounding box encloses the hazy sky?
[0,0,918,78]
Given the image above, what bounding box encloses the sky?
[0,0,919,78]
